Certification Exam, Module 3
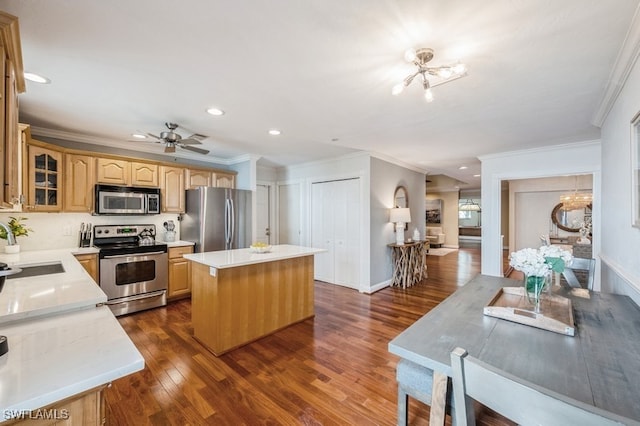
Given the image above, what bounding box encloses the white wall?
[369,157,426,291]
[480,141,602,288]
[599,39,640,304]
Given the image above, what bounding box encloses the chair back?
[450,347,637,426]
[562,257,595,289]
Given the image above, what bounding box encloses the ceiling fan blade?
[164,144,176,153]
[179,138,202,145]
[185,133,207,142]
[180,145,210,155]
[147,133,162,140]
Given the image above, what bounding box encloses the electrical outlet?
[63,225,72,236]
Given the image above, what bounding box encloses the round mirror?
[394,186,408,208]
[551,203,590,232]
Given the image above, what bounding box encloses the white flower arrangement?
[509,248,551,277]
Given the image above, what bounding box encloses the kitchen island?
[184,244,325,355]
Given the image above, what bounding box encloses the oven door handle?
[102,251,166,259]
[105,290,166,305]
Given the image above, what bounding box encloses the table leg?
[429,371,448,426]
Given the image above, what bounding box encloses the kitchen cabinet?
[131,161,158,187]
[74,253,99,283]
[186,169,236,189]
[25,144,63,212]
[185,168,212,189]
[96,158,130,185]
[214,172,235,188]
[160,165,185,213]
[8,385,106,426]
[168,245,193,300]
[64,154,95,212]
[0,12,25,209]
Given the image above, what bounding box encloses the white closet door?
[278,183,300,244]
[334,178,360,288]
[311,178,360,289]
[256,184,271,244]
[311,181,334,283]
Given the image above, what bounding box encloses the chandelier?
[392,48,467,102]
[459,199,481,211]
[559,191,592,210]
[560,176,593,210]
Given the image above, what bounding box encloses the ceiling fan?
[145,122,210,155]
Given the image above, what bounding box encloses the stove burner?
[93,224,168,258]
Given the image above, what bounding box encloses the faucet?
[0,222,16,246]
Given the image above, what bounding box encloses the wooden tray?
[484,287,575,336]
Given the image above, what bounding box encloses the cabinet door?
[96,158,130,185]
[64,154,95,212]
[131,162,158,187]
[27,145,63,212]
[185,169,212,189]
[74,253,99,283]
[4,57,20,206]
[214,172,235,188]
[168,246,193,299]
[160,166,185,213]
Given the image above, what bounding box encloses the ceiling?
[1,1,638,189]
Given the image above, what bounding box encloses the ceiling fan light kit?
[392,47,467,102]
[143,122,210,155]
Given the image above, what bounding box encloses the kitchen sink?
[7,262,65,279]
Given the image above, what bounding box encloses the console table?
[389,275,640,425]
[388,241,428,288]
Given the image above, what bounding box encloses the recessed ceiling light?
[206,107,225,116]
[24,72,51,84]
[131,133,147,139]
[459,166,468,170]
[268,129,281,136]
[473,174,481,177]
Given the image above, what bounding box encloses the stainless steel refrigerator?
[181,187,252,252]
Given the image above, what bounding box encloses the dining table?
[388,274,640,425]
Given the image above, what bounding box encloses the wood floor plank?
[105,247,514,425]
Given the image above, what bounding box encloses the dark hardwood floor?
[105,247,513,425]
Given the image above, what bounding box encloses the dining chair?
[562,257,595,289]
[396,359,454,425]
[450,347,636,426]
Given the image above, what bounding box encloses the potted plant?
[0,216,32,253]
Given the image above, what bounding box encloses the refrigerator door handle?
[224,198,231,247]
[229,198,235,248]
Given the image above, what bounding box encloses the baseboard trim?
[365,279,391,294]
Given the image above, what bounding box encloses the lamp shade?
[390,207,411,223]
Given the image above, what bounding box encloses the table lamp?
[390,207,411,245]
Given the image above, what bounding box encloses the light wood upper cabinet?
[96,158,130,185]
[186,169,237,189]
[185,168,212,189]
[160,165,185,213]
[25,144,63,212]
[131,162,158,187]
[0,12,25,208]
[64,154,95,212]
[214,172,235,189]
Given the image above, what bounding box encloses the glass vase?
[524,274,549,313]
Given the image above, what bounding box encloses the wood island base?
[190,255,315,356]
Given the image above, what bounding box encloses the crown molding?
[30,126,249,166]
[591,4,640,127]
[478,139,601,161]
[369,151,428,174]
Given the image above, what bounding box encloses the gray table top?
[388,274,640,421]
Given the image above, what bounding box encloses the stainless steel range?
[93,224,168,316]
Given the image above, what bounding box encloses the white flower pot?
[4,245,20,254]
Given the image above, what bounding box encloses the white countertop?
[0,305,144,419]
[0,249,107,325]
[166,240,195,248]
[184,244,326,269]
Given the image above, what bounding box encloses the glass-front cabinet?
[27,145,62,211]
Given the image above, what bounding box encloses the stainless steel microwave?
[95,184,161,215]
